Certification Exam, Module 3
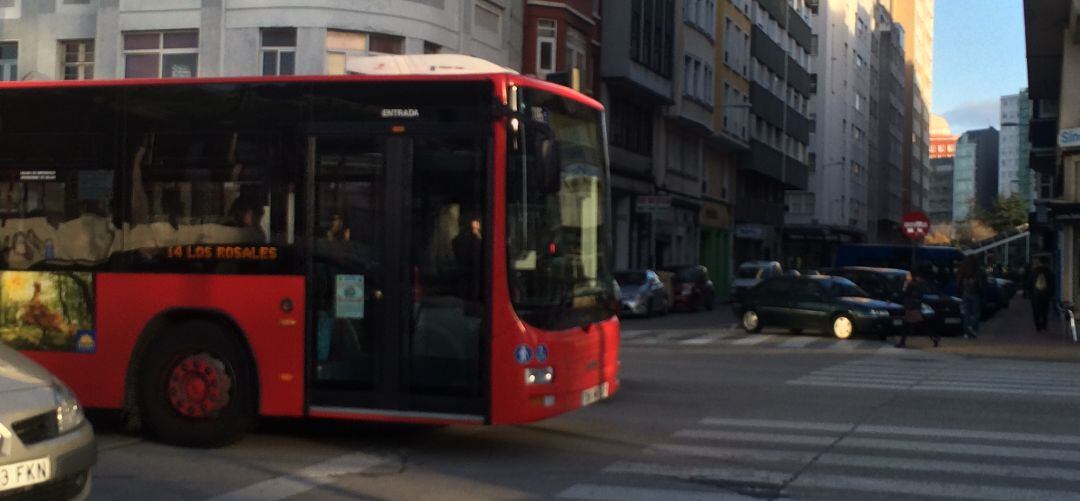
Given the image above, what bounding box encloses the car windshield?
[827,278,869,298]
[615,272,646,286]
[737,267,764,279]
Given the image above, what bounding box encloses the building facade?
[928,114,959,224]
[881,0,934,213]
[785,0,875,261]
[735,0,813,266]
[999,90,1034,209]
[866,3,905,242]
[952,128,999,223]
[601,0,676,270]
[0,0,524,81]
[521,0,600,95]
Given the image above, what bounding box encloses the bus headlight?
[52,381,85,434]
[525,367,554,385]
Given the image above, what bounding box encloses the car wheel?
[742,310,763,333]
[138,320,256,447]
[831,314,855,340]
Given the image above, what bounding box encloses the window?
[630,0,674,77]
[566,27,588,91]
[123,31,198,78]
[854,92,864,112]
[855,53,865,69]
[61,40,94,80]
[609,97,653,155]
[325,30,403,75]
[536,19,556,77]
[474,1,502,36]
[260,28,296,76]
[424,41,442,54]
[0,42,15,81]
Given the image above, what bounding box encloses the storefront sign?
[635,195,672,213]
[735,224,766,240]
[1059,127,1080,149]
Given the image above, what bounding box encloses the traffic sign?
[901,211,931,240]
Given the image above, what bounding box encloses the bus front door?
[308,133,487,423]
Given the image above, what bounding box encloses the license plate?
[580,382,610,407]
[945,317,962,325]
[892,319,903,326]
[0,458,51,493]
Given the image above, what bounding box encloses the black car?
[828,267,965,336]
[736,276,904,339]
[615,270,669,317]
[663,265,715,311]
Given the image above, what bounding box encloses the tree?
[978,193,1028,232]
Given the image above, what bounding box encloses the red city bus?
[0,55,620,446]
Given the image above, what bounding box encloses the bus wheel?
[138,321,256,447]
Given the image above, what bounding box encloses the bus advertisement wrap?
[0,271,95,353]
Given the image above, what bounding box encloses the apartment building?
[0,0,523,81]
[522,0,600,95]
[928,114,959,224]
[999,90,1034,209]
[867,3,905,242]
[734,0,813,265]
[952,128,999,223]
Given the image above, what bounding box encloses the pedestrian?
[957,255,985,339]
[1029,256,1055,332]
[895,270,940,348]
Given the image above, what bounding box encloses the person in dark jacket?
[1029,256,1055,331]
[895,271,940,348]
[957,256,985,339]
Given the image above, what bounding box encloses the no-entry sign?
[901,211,931,241]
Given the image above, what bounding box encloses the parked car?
[828,267,965,336]
[735,275,905,339]
[663,265,716,311]
[731,261,783,301]
[0,343,95,499]
[615,270,669,317]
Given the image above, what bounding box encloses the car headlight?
[52,381,85,434]
[868,309,891,317]
[920,303,935,316]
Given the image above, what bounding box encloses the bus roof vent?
[346,54,518,76]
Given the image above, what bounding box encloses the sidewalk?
[917,296,1080,362]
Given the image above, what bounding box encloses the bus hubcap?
[168,353,232,418]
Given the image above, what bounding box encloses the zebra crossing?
[788,356,1080,398]
[621,328,908,354]
[557,416,1080,500]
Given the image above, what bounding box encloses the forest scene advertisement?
[0,271,95,353]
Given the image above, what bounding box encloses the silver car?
[0,343,95,500]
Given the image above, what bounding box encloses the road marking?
[837,436,1080,462]
[558,484,758,501]
[678,332,729,345]
[875,345,910,354]
[603,461,791,486]
[619,330,652,340]
[828,340,864,351]
[854,424,1080,445]
[647,443,818,464]
[787,380,910,390]
[673,429,837,446]
[911,385,1080,397]
[205,452,389,501]
[817,452,1080,482]
[796,375,921,385]
[792,472,1080,501]
[730,334,776,346]
[699,417,853,433]
[777,336,819,348]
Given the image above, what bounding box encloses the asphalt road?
[87,309,1080,500]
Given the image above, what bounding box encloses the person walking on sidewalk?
[1029,256,1055,332]
[957,256,985,339]
[895,270,940,348]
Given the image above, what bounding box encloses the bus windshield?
[506,87,615,330]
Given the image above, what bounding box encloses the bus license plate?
[580,382,609,407]
[0,458,51,492]
[945,317,962,325]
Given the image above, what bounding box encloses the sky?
[931,0,1028,134]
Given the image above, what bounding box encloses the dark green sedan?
[735,276,905,339]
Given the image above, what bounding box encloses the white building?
[785,0,875,235]
[0,0,523,82]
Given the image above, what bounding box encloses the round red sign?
[901,211,931,241]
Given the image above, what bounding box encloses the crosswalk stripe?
[787,380,912,390]
[795,375,919,385]
[673,429,837,446]
[792,472,1080,501]
[699,417,853,433]
[875,344,910,354]
[647,443,818,463]
[854,424,1080,445]
[828,340,864,351]
[603,461,791,486]
[776,336,819,348]
[815,366,1080,385]
[205,452,389,501]
[911,385,1080,397]
[837,436,1080,462]
[817,451,1080,482]
[619,329,651,339]
[678,332,733,345]
[729,334,776,346]
[557,484,758,501]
